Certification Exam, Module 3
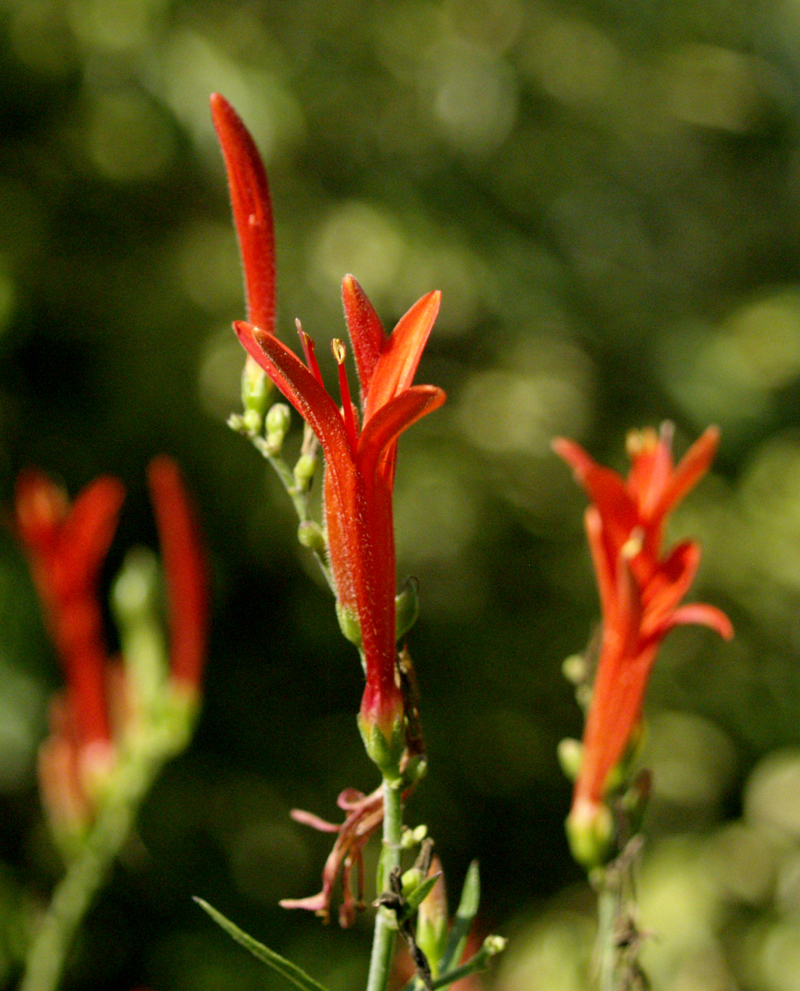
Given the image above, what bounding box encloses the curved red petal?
[234,321,352,465]
[363,291,441,423]
[147,456,208,691]
[342,275,386,402]
[358,385,446,472]
[657,603,733,640]
[655,425,719,521]
[210,94,275,335]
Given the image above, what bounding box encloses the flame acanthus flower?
[210,93,445,760]
[15,457,208,831]
[553,424,733,856]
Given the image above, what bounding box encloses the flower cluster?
[211,93,445,776]
[15,457,208,839]
[554,424,733,866]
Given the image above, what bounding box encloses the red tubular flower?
[553,424,733,858]
[15,459,208,833]
[15,470,126,758]
[147,455,209,696]
[211,93,445,763]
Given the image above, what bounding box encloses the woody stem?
[365,777,403,991]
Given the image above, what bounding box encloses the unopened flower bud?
[294,453,318,492]
[266,402,291,450]
[241,355,272,419]
[297,521,326,552]
[241,409,263,436]
[395,577,419,642]
[562,653,588,685]
[566,799,615,870]
[111,547,169,713]
[417,858,448,977]
[557,738,583,781]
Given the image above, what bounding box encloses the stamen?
[621,525,644,560]
[296,319,325,388]
[332,338,359,450]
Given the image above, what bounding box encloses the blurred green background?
[3,0,800,988]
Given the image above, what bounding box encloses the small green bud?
[336,601,362,647]
[557,738,583,781]
[395,577,419,642]
[266,402,291,449]
[401,825,428,849]
[562,653,588,685]
[566,801,615,871]
[241,409,262,436]
[111,548,169,714]
[294,453,318,492]
[297,520,326,552]
[241,355,271,418]
[358,715,405,783]
[483,935,508,957]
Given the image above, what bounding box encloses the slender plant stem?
[595,876,618,991]
[365,777,403,991]
[19,745,169,991]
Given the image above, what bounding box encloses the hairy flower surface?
[553,425,733,851]
[211,93,445,756]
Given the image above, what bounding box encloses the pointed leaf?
[438,861,480,975]
[194,898,332,991]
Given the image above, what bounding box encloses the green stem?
[595,876,618,991]
[365,778,403,991]
[19,745,169,991]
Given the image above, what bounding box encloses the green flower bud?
[395,577,419,642]
[557,737,583,782]
[111,547,169,714]
[562,653,588,685]
[241,355,271,418]
[294,453,318,492]
[297,520,326,552]
[266,402,291,450]
[566,801,615,871]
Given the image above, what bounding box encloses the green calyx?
[335,601,362,648]
[566,802,615,871]
[357,713,405,783]
[395,578,419,642]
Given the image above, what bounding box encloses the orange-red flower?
[15,458,208,831]
[553,425,733,856]
[211,93,445,762]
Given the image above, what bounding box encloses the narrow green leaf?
[438,861,480,975]
[194,898,332,991]
[404,872,441,915]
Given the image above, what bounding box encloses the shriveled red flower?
[553,424,733,862]
[15,458,208,832]
[280,786,386,927]
[211,93,445,768]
